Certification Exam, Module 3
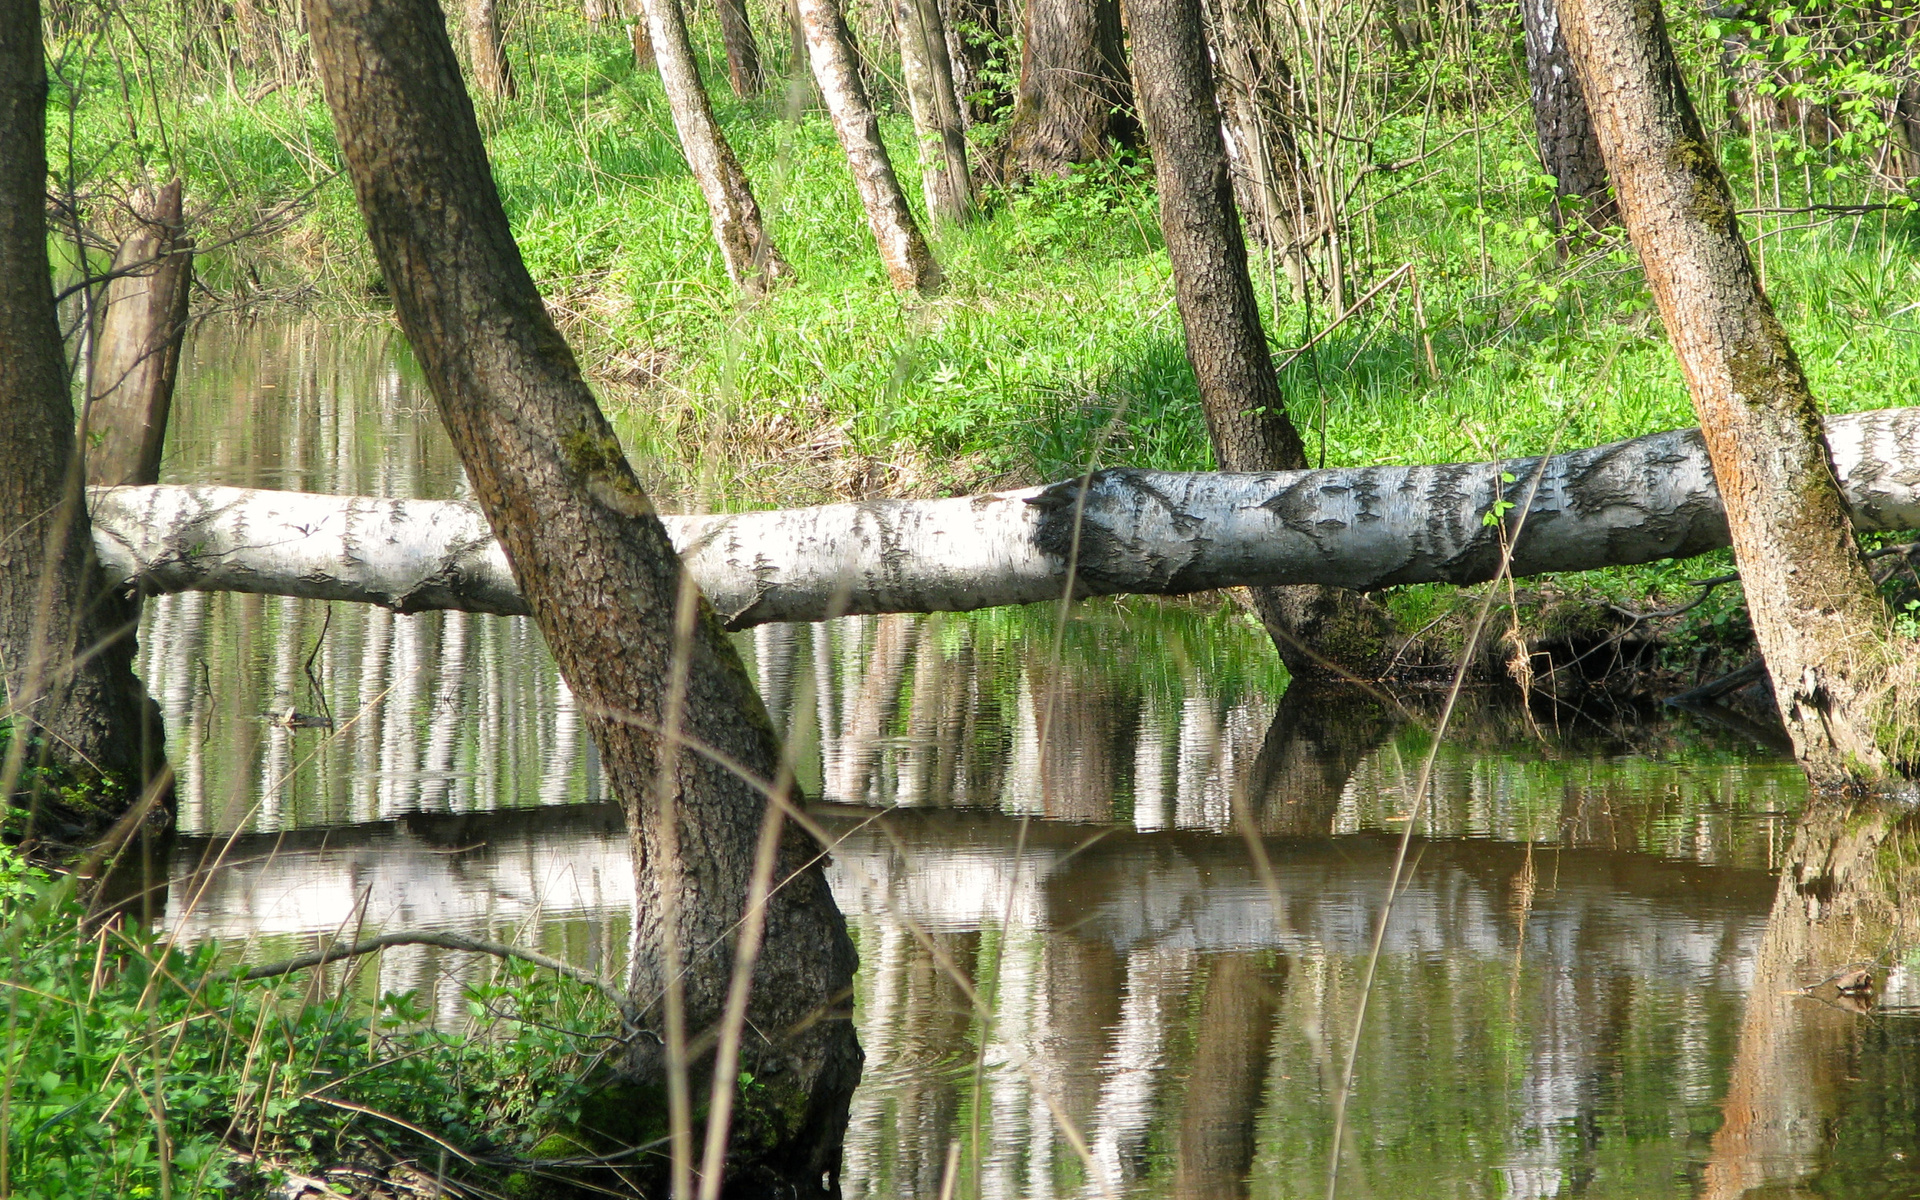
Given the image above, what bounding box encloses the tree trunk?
[1203,0,1312,294]
[794,0,944,292]
[941,0,1007,128]
[714,0,767,97]
[891,0,972,224]
[85,179,193,489]
[301,0,861,1189]
[90,407,1920,627]
[1518,0,1615,233]
[1128,0,1398,683]
[644,0,793,292]
[1559,0,1905,787]
[1173,952,1284,1200]
[466,0,514,100]
[996,0,1136,182]
[0,0,169,848]
[629,16,655,70]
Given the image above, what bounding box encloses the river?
[144,317,1920,1199]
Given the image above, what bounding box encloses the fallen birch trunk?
[90,408,1920,628]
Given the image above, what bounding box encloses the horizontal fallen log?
[91,407,1920,628]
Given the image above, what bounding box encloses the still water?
[147,319,1920,1198]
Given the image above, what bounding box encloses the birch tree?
[301,0,861,1188]
[1559,0,1915,785]
[795,0,944,291]
[0,0,170,846]
[891,0,972,224]
[644,0,792,291]
[1519,0,1614,234]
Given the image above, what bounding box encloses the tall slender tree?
[1559,0,1911,785]
[301,0,862,1189]
[892,0,973,224]
[714,0,767,97]
[644,0,792,291]
[1519,0,1615,233]
[1,0,170,846]
[1127,0,1400,682]
[466,0,514,99]
[996,0,1136,182]
[795,0,944,291]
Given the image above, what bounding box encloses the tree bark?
[85,179,193,489]
[0,0,169,847]
[941,0,1007,128]
[996,0,1136,182]
[301,0,861,1188]
[795,0,944,291]
[1203,0,1312,292]
[1518,0,1615,233]
[891,0,973,224]
[89,407,1920,629]
[1128,0,1396,682]
[644,0,792,292]
[1559,0,1905,786]
[629,16,655,70]
[466,0,514,100]
[714,0,767,97]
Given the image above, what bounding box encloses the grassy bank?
[0,844,626,1198]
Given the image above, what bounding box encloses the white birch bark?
[91,408,1920,627]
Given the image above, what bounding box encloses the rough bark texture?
[466,0,513,99]
[1203,0,1312,288]
[891,0,972,224]
[0,0,169,846]
[1128,0,1396,683]
[91,407,1920,628]
[714,0,767,96]
[85,180,193,489]
[301,0,860,1188]
[941,0,1008,127]
[645,0,792,292]
[1519,0,1615,232]
[796,0,944,291]
[1559,0,1901,786]
[996,0,1136,181]
[630,17,656,70]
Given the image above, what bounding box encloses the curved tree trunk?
[1518,0,1614,234]
[301,0,861,1189]
[891,0,972,224]
[795,0,944,291]
[90,407,1920,627]
[1128,0,1397,683]
[1559,0,1904,786]
[0,0,170,848]
[466,0,514,99]
[644,0,792,291]
[714,0,767,97]
[996,0,1136,182]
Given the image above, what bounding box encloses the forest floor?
[50,13,1920,696]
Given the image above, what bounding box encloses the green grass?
[0,844,621,1199]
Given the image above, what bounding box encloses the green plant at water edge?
[0,844,617,1198]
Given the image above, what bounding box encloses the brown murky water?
[150,319,1920,1198]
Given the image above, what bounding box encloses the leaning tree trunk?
[466,0,514,99]
[0,0,169,848]
[1518,0,1615,234]
[714,0,767,97]
[85,179,193,489]
[794,0,944,291]
[891,0,972,224]
[1127,0,1400,683]
[996,0,1136,182]
[1559,0,1907,786]
[644,0,792,291]
[301,0,861,1190]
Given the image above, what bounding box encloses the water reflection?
[146,317,1920,1197]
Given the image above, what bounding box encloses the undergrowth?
[0,844,617,1199]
